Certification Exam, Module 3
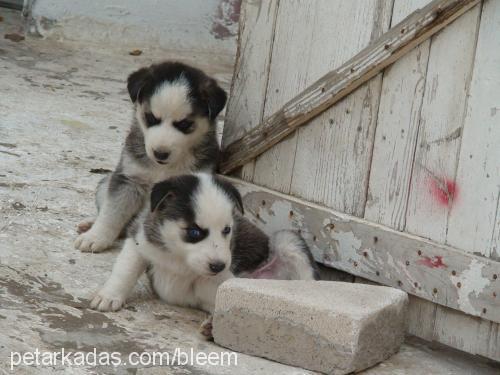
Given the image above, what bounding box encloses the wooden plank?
[221,0,280,182]
[252,0,321,192]
[288,1,393,214]
[442,0,500,360]
[251,0,392,203]
[446,0,500,260]
[400,2,483,358]
[405,6,480,242]
[433,305,500,360]
[225,176,500,323]
[361,0,438,342]
[220,0,481,174]
[364,0,431,230]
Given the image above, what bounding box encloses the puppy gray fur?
[75,61,226,252]
[90,173,319,317]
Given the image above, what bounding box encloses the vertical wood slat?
[404,6,481,243]
[365,0,499,360]
[443,0,500,360]
[364,0,438,344]
[222,0,280,181]
[288,0,394,215]
[252,0,393,218]
[446,0,500,260]
[403,3,486,357]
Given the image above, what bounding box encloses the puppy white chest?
[148,264,194,304]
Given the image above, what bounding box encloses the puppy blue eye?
[187,227,202,239]
[222,226,231,235]
[145,112,161,127]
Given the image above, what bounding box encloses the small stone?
[12,202,25,210]
[129,49,142,56]
[4,33,25,43]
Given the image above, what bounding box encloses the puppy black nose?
[153,150,170,162]
[209,262,225,274]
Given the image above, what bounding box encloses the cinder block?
[213,279,408,374]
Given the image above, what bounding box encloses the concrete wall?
[30,0,240,60]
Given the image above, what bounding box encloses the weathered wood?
[364,0,493,357]
[220,0,480,174]
[287,0,393,215]
[225,176,500,324]
[405,6,480,242]
[251,0,392,213]
[364,0,437,343]
[401,3,485,357]
[222,0,278,148]
[364,0,431,230]
[446,0,500,261]
[222,0,280,182]
[442,0,500,358]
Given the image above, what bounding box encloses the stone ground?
[0,8,499,375]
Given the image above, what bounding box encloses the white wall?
[30,0,239,59]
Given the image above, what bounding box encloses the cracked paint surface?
[231,178,499,323]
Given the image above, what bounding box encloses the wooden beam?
[225,176,500,324]
[220,0,480,174]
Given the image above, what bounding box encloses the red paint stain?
[418,256,448,269]
[429,177,458,206]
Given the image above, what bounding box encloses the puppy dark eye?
[222,226,231,236]
[173,119,194,133]
[144,112,161,127]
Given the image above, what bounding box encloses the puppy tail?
[269,230,320,280]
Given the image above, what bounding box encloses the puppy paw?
[74,229,113,253]
[199,315,214,341]
[90,291,125,312]
[76,220,94,234]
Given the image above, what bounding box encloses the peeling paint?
[450,259,490,315]
[230,179,500,323]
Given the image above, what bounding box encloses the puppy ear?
[127,67,152,103]
[214,177,244,215]
[201,79,227,120]
[150,181,175,212]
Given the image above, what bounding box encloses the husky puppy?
[75,62,227,253]
[90,173,319,316]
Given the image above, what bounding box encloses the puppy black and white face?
[147,173,244,276]
[127,62,227,166]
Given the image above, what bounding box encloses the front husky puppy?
[90,173,319,315]
[75,61,226,253]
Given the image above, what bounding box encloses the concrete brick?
[213,279,408,374]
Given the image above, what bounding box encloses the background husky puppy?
[75,62,227,253]
[90,173,319,316]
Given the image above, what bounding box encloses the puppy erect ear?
[201,78,227,120]
[150,180,175,212]
[127,67,152,103]
[214,176,244,215]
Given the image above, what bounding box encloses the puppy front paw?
[199,315,214,341]
[90,291,125,312]
[74,229,113,253]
